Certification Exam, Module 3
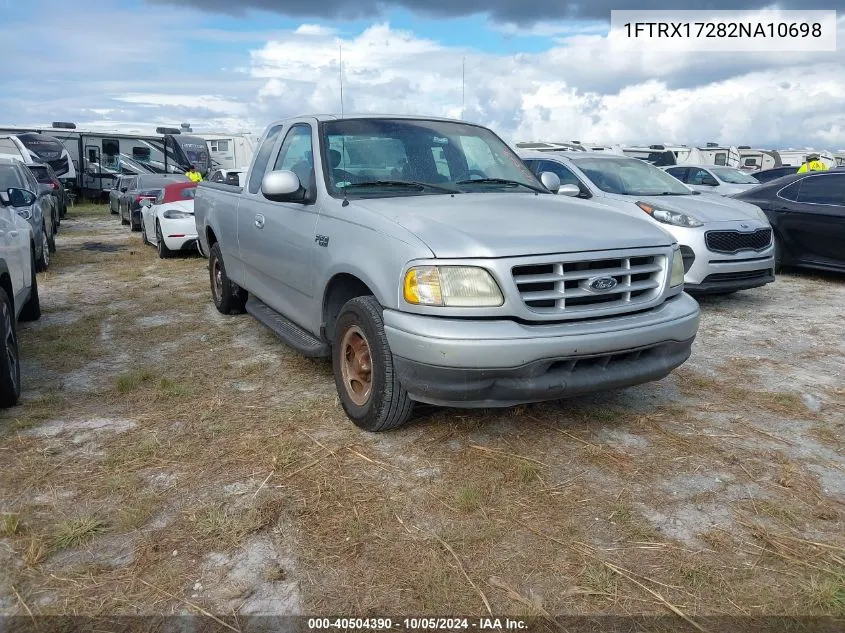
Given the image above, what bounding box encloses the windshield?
[319,118,542,197]
[711,167,759,184]
[574,157,692,196]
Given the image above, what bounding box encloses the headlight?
[670,248,685,287]
[162,210,193,219]
[17,209,32,221]
[753,206,769,224]
[403,266,504,307]
[636,202,703,228]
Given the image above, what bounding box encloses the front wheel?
[332,296,414,432]
[209,242,246,314]
[19,249,41,322]
[0,288,21,408]
[773,233,784,274]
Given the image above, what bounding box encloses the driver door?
[238,122,319,329]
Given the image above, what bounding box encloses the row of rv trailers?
[0,121,258,200]
[515,141,845,171]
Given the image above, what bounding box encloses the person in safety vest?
[185,165,203,182]
[797,153,829,173]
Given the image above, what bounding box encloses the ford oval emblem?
[588,276,618,292]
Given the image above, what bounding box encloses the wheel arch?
[322,273,378,342]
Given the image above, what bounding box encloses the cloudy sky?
[1,0,844,148]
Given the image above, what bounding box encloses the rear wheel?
[209,242,246,314]
[332,296,414,432]
[156,222,174,259]
[120,207,129,226]
[0,288,21,408]
[36,227,50,272]
[19,249,41,322]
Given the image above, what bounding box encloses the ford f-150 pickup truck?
[195,115,700,432]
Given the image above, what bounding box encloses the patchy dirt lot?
[0,204,843,624]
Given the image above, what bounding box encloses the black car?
[751,166,799,183]
[119,174,189,231]
[27,162,67,225]
[733,171,845,273]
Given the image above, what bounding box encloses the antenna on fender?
[339,43,344,119]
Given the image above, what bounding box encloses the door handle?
[254,214,265,229]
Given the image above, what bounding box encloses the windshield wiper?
[642,191,693,196]
[339,180,458,193]
[455,178,546,193]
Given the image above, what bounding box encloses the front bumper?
[667,222,776,292]
[384,293,700,407]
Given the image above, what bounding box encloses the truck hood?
[604,191,763,222]
[354,193,674,258]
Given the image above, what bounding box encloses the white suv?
[520,151,776,295]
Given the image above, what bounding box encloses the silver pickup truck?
[194,115,700,431]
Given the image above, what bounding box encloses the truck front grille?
[512,254,665,314]
[705,229,772,254]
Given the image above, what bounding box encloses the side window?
[796,174,845,205]
[522,159,539,173]
[665,167,688,182]
[714,152,727,166]
[248,125,284,194]
[537,160,583,188]
[778,180,802,202]
[272,124,314,188]
[689,169,712,185]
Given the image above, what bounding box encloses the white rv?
[0,122,211,198]
[0,127,77,184]
[697,143,740,168]
[621,144,705,166]
[200,133,259,170]
[774,148,836,169]
[737,147,780,171]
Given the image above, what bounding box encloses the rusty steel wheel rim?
[340,325,373,407]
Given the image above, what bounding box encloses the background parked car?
[140,181,199,258]
[751,166,799,184]
[119,174,189,231]
[520,151,775,295]
[27,162,67,226]
[109,175,129,215]
[0,158,54,271]
[664,165,761,196]
[733,170,845,273]
[0,183,42,407]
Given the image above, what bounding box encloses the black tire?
[209,242,246,314]
[0,287,21,408]
[19,249,41,322]
[130,213,141,232]
[36,228,49,272]
[121,209,129,226]
[141,218,150,245]
[110,203,117,215]
[331,295,414,432]
[773,233,784,274]
[156,222,174,259]
[47,224,56,254]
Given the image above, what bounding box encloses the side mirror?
[261,170,303,202]
[557,184,581,197]
[539,171,561,192]
[4,187,36,208]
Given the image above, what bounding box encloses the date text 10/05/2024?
[622,21,822,39]
[307,618,528,630]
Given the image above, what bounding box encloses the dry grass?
[1,513,21,536]
[0,203,842,618]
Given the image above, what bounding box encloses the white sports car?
[140,181,200,258]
